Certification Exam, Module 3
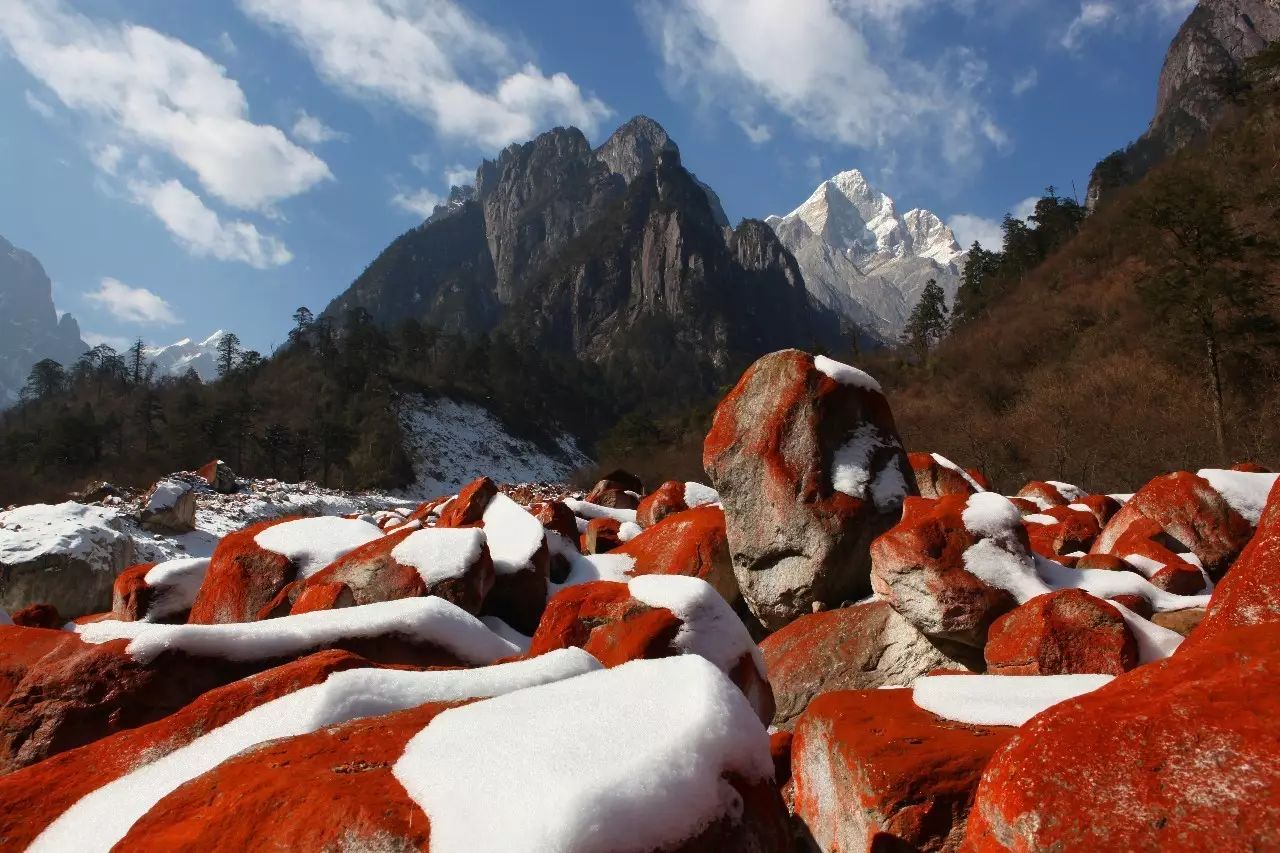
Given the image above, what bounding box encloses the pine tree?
[21,359,66,402]
[216,333,242,378]
[903,279,950,362]
[1134,165,1276,464]
[127,338,147,385]
[289,307,314,345]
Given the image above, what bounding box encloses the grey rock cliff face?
[0,235,87,405]
[1088,0,1280,208]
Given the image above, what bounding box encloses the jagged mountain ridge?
[1087,0,1280,208]
[765,170,965,342]
[143,331,228,381]
[0,235,87,406]
[324,116,842,403]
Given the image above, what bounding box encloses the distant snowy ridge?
[766,169,965,343]
[144,330,227,381]
[396,393,591,500]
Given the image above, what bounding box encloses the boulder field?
[0,348,1276,851]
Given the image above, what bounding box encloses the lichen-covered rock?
[792,687,1014,853]
[965,623,1280,851]
[636,480,690,527]
[0,502,135,618]
[908,452,984,499]
[984,589,1137,675]
[583,517,622,554]
[1023,505,1101,561]
[870,495,1017,647]
[436,476,497,528]
[619,506,738,604]
[705,350,915,630]
[197,459,236,494]
[759,600,978,729]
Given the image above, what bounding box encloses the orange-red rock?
[9,604,64,629]
[704,349,915,630]
[909,452,982,498]
[290,581,355,614]
[1016,481,1074,508]
[436,476,497,528]
[187,516,301,624]
[870,496,1017,647]
[1187,477,1280,647]
[584,485,639,510]
[965,623,1280,851]
[1093,471,1252,579]
[583,517,622,554]
[298,527,494,615]
[110,562,164,622]
[792,688,1014,852]
[759,600,977,729]
[1024,506,1101,561]
[618,506,739,604]
[984,589,1137,675]
[0,649,377,846]
[636,480,689,527]
[529,500,579,543]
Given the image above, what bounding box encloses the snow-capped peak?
[144,330,228,381]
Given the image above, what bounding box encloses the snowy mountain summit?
[144,330,228,381]
[766,169,964,343]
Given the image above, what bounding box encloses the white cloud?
[23,88,54,118]
[1061,2,1116,50]
[1011,67,1038,96]
[83,331,133,350]
[949,214,1005,251]
[640,0,1007,173]
[391,186,443,218]
[442,164,474,189]
[217,31,238,56]
[0,0,331,210]
[238,0,613,149]
[91,143,124,175]
[85,278,181,325]
[737,119,772,144]
[1012,195,1040,221]
[291,110,347,145]
[128,178,293,268]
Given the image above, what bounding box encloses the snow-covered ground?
[395,393,591,500]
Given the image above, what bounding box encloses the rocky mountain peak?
[594,115,679,185]
[0,234,87,406]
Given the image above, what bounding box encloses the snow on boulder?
[394,655,787,853]
[0,502,135,618]
[29,649,600,852]
[530,575,773,723]
[436,475,497,527]
[909,452,986,498]
[1015,480,1086,509]
[1186,476,1280,648]
[78,597,520,667]
[760,600,979,729]
[298,526,493,615]
[1092,471,1252,579]
[112,557,209,623]
[138,478,196,533]
[791,687,1015,853]
[704,349,915,630]
[618,505,739,605]
[583,482,640,510]
[0,648,376,849]
[563,497,638,525]
[964,623,1280,851]
[475,493,550,635]
[912,673,1114,727]
[1197,468,1280,526]
[984,589,1137,675]
[187,516,380,625]
[1023,505,1101,563]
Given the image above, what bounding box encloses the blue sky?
[0,0,1194,354]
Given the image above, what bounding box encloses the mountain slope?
[144,331,228,381]
[323,116,840,408]
[1088,0,1280,208]
[0,235,87,405]
[765,170,964,342]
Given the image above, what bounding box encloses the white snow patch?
[1197,469,1279,526]
[1023,514,1059,525]
[831,424,907,511]
[140,557,210,622]
[1122,553,1165,578]
[930,453,985,492]
[0,502,130,566]
[618,521,643,543]
[1111,602,1185,664]
[31,649,600,853]
[814,354,882,393]
[564,498,638,524]
[393,655,773,853]
[144,479,189,512]
[1045,480,1087,502]
[481,494,545,576]
[252,516,383,578]
[961,492,1025,539]
[683,482,720,507]
[547,532,635,593]
[76,598,519,665]
[627,575,763,675]
[481,615,532,653]
[390,528,485,585]
[913,674,1113,727]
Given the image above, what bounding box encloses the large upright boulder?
[139,478,196,533]
[0,502,135,618]
[704,350,915,630]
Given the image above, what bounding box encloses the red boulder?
[984,589,1137,675]
[636,480,689,527]
[618,505,739,604]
